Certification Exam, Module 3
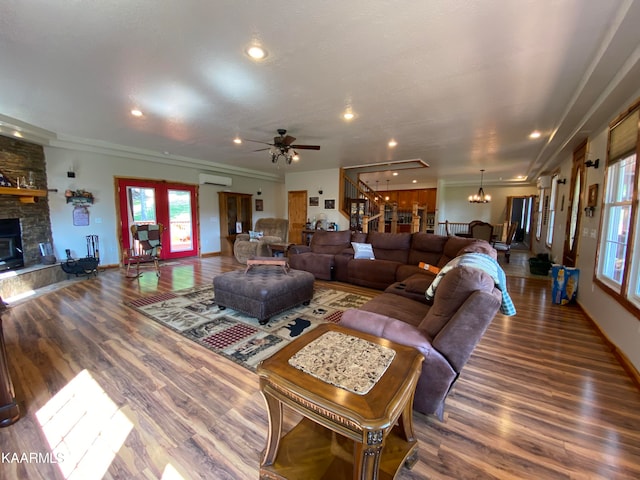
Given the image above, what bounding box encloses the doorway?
[287,190,307,246]
[562,140,587,267]
[117,178,199,260]
[506,195,535,248]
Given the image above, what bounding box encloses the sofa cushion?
[310,230,352,254]
[407,233,448,266]
[249,230,263,241]
[348,259,402,290]
[355,292,430,328]
[419,266,495,338]
[367,232,411,263]
[438,237,487,267]
[288,252,336,280]
[352,242,375,259]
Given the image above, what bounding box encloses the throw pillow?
[351,242,375,260]
[249,230,264,242]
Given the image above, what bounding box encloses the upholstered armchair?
[233,218,288,264]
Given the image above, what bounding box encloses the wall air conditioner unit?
[199,173,232,187]
[537,175,551,189]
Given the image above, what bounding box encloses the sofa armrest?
[235,233,250,242]
[341,309,432,359]
[289,245,311,254]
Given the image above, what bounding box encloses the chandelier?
[469,169,491,203]
[270,147,299,165]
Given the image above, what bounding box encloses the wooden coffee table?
[257,323,423,480]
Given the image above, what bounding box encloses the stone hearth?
[0,264,70,302]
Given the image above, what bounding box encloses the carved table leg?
[0,298,20,427]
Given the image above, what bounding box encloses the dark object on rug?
[529,253,552,275]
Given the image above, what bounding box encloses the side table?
[0,296,20,427]
[268,242,294,258]
[257,323,423,479]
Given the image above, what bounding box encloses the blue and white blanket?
[425,253,516,316]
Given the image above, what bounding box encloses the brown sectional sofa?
[341,264,503,419]
[289,230,507,420]
[289,230,495,291]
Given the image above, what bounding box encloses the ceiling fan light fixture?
[343,108,355,120]
[246,45,267,60]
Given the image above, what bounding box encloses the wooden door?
[563,141,587,267]
[288,190,307,245]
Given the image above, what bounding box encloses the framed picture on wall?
[587,184,599,207]
[324,199,335,209]
[309,196,319,206]
[255,199,263,211]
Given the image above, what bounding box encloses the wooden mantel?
[0,186,48,204]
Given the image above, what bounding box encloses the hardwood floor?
[1,256,639,479]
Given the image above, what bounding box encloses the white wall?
[556,117,640,372]
[44,146,284,265]
[437,184,537,225]
[285,168,349,230]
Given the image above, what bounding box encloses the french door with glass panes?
[118,178,198,259]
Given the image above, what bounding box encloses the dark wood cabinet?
[218,192,252,256]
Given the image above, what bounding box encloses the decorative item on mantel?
[65,189,94,205]
[0,171,13,187]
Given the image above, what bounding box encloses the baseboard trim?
[201,252,221,258]
[578,302,640,390]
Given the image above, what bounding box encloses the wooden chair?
[469,220,494,242]
[123,223,164,278]
[492,221,518,263]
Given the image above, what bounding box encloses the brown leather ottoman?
[213,266,315,325]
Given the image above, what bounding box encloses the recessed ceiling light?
[13,131,22,138]
[412,179,417,183]
[246,45,267,60]
[392,172,398,176]
[131,109,143,117]
[388,139,397,147]
[233,137,242,144]
[529,130,541,139]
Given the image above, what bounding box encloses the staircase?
[340,169,430,233]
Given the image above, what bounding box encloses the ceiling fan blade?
[282,135,296,146]
[253,147,271,152]
[244,138,273,146]
[290,144,321,150]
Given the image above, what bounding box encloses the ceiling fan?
[246,129,320,164]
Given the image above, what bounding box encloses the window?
[596,102,640,311]
[546,174,559,246]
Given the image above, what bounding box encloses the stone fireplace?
[0,135,54,270]
[0,218,24,271]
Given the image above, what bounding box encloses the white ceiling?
[1,0,639,187]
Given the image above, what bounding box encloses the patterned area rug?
[125,284,373,371]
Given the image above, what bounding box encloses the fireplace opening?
[0,218,24,271]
